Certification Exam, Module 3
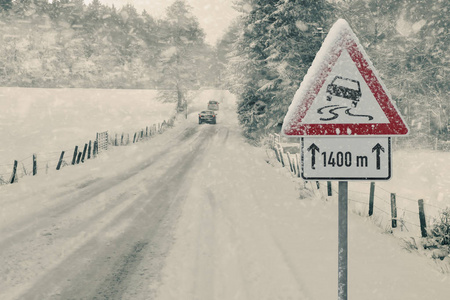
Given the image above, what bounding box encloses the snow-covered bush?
[430,208,450,250]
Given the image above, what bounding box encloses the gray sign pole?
[338,181,348,300]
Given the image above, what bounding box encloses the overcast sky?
[85,0,240,45]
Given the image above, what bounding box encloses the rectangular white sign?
[301,137,391,180]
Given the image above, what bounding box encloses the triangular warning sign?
[282,19,409,136]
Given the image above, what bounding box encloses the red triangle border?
[283,21,409,136]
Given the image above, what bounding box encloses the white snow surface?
[0,88,175,178]
[0,89,449,299]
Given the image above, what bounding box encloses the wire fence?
[267,134,449,239]
[0,114,177,187]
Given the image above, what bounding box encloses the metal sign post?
[280,19,409,300]
[338,181,348,300]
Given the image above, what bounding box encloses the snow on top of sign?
[281,19,408,136]
[282,19,353,133]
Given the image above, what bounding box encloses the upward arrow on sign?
[372,143,385,170]
[307,143,320,169]
[282,19,409,137]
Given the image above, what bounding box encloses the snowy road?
[0,90,230,299]
[1,90,450,299]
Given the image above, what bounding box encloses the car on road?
[198,110,216,124]
[326,76,361,107]
[207,100,219,111]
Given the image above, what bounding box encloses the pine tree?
[265,0,335,131]
[338,0,448,141]
[226,0,335,140]
[158,0,206,111]
[216,19,241,87]
[225,0,278,139]
[0,0,12,12]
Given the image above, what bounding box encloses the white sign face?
[301,50,390,125]
[282,19,409,137]
[301,137,391,180]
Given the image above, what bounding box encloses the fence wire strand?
[1,116,175,188]
[271,153,439,239]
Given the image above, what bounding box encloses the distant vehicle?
[326,76,361,107]
[198,110,216,124]
[207,100,219,111]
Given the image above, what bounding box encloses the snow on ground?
[0,88,449,299]
[153,97,450,299]
[342,149,450,238]
[0,87,175,180]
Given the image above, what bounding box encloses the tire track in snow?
[241,184,313,300]
[226,182,311,300]
[3,125,218,300]
[190,187,217,300]
[0,125,203,251]
[155,121,310,300]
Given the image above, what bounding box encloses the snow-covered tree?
[0,0,12,12]
[225,1,278,139]
[216,19,241,87]
[158,0,206,111]
[338,0,449,142]
[226,0,335,140]
[264,0,334,131]
[401,0,448,139]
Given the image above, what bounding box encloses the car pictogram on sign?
[326,76,361,108]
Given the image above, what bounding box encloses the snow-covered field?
[0,88,449,299]
[278,142,450,238]
[0,88,176,181]
[339,149,450,239]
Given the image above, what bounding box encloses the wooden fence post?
[33,154,37,176]
[133,133,137,143]
[316,181,320,189]
[81,143,88,163]
[296,154,301,178]
[327,181,332,196]
[56,151,65,170]
[286,152,294,173]
[418,199,428,237]
[76,152,82,164]
[88,141,92,159]
[115,134,118,146]
[72,146,78,165]
[121,133,124,145]
[391,193,397,228]
[93,141,98,158]
[274,148,281,162]
[278,146,285,167]
[10,160,18,184]
[291,156,297,175]
[369,182,375,216]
